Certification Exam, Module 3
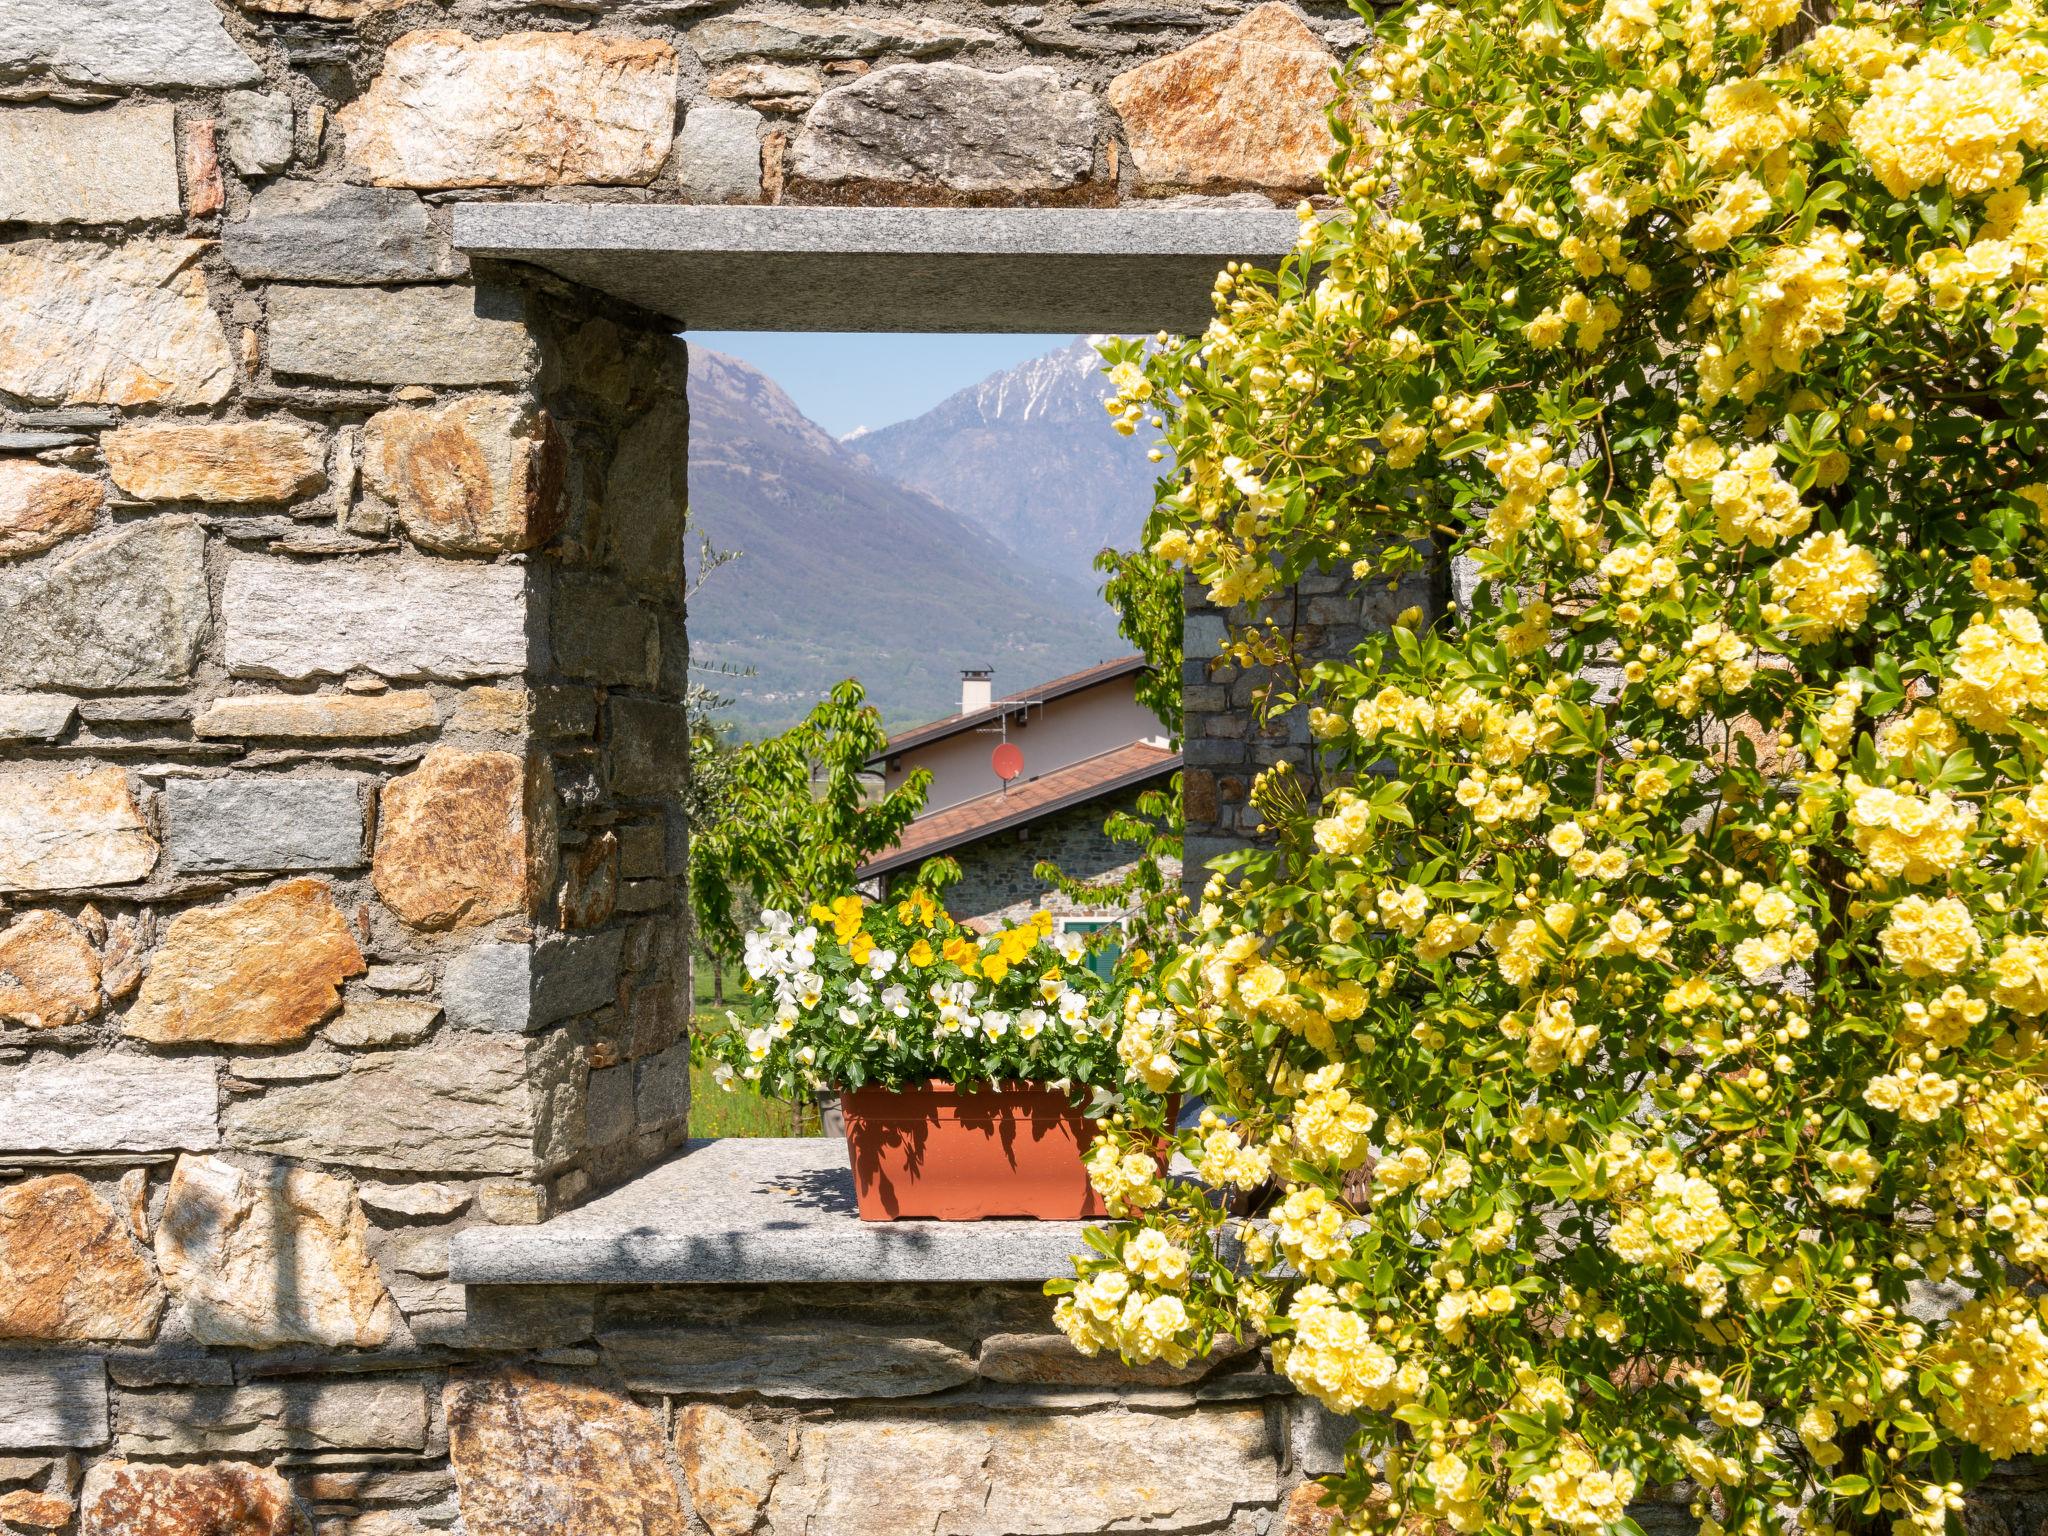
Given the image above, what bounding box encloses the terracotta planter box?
[840,1081,1108,1221]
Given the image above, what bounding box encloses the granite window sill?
[449,1138,1098,1287]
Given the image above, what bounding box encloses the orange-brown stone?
[373,749,554,931]
[104,420,327,505]
[0,909,102,1029]
[363,397,566,556]
[446,1370,686,1536]
[155,1154,396,1350]
[0,1489,74,1531]
[0,1174,162,1343]
[676,1404,776,1536]
[1280,1481,1340,1536]
[0,764,157,892]
[124,878,364,1046]
[79,1460,311,1536]
[0,460,101,561]
[1107,4,1340,193]
[193,692,437,741]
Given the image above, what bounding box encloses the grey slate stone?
[115,1379,429,1456]
[1286,1396,1356,1475]
[606,696,689,798]
[0,103,182,226]
[0,1356,107,1449]
[221,91,295,178]
[600,1324,975,1400]
[0,692,76,742]
[224,1033,581,1175]
[451,203,1301,332]
[0,0,263,89]
[165,774,368,873]
[634,1043,690,1128]
[794,64,1099,194]
[443,931,626,1034]
[0,1053,218,1153]
[0,518,209,691]
[267,284,536,387]
[673,103,762,203]
[586,1063,636,1146]
[222,554,529,683]
[450,1137,1097,1286]
[226,183,452,284]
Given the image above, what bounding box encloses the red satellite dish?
[992,742,1024,782]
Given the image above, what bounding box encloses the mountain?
[685,348,1123,739]
[851,337,1166,593]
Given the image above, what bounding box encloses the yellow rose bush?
[1056,1,2048,1533]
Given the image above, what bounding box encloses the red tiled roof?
[858,742,1180,879]
[875,655,1149,759]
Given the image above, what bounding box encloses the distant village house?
[859,659,1181,938]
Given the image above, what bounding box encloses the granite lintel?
[451,204,1302,333]
[449,1137,1097,1286]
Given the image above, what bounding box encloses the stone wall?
[0,0,1372,1530]
[1180,552,1449,895]
[933,779,1182,931]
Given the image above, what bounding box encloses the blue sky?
[686,331,1078,439]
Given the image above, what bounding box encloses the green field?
[686,999,826,1138]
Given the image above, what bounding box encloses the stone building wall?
[0,1,1381,1531]
[1179,553,1449,896]
[934,779,1182,931]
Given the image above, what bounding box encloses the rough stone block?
[223,91,294,177]
[78,1461,308,1536]
[0,1054,217,1154]
[0,0,263,89]
[676,1405,777,1536]
[125,878,365,1047]
[373,749,553,931]
[0,693,77,742]
[0,518,209,692]
[193,691,437,741]
[223,1034,580,1175]
[339,30,680,190]
[0,1356,106,1450]
[445,1370,685,1536]
[326,997,440,1049]
[222,554,529,682]
[765,1408,1277,1534]
[115,1378,427,1454]
[607,696,688,798]
[442,931,624,1034]
[364,396,566,556]
[598,394,689,595]
[0,1174,162,1343]
[156,1154,398,1350]
[586,1063,635,1146]
[674,104,762,203]
[104,420,327,504]
[598,1325,974,1400]
[794,65,1098,193]
[0,240,235,408]
[1108,4,1340,193]
[0,910,101,1029]
[689,12,998,65]
[225,182,451,284]
[0,461,101,563]
[550,581,658,687]
[0,103,181,226]
[0,764,155,892]
[633,1042,687,1123]
[267,284,537,387]
[165,774,367,873]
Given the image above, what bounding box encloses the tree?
[688,679,931,967]
[1057,4,2048,1536]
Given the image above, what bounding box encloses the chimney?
[960,667,993,715]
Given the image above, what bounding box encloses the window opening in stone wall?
[678,330,1184,1140]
